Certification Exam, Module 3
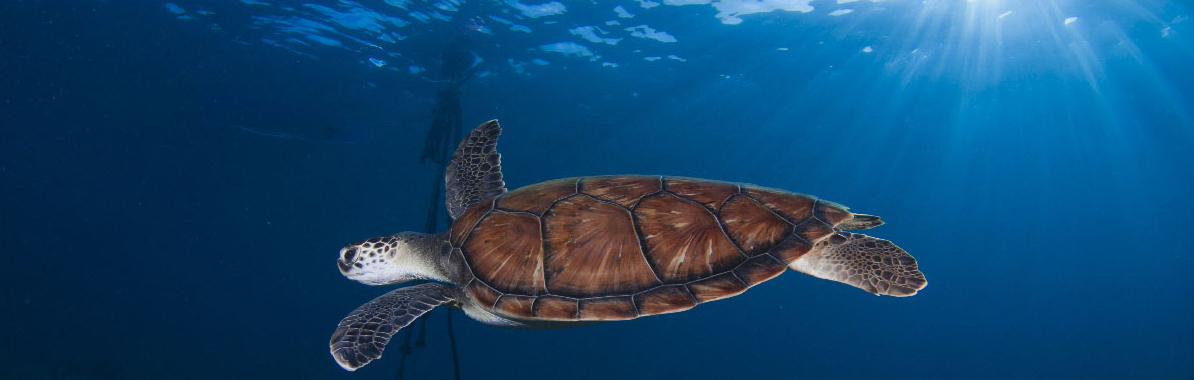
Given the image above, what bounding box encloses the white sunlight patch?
[507,0,566,18]
[625,25,677,42]
[540,42,594,58]
[614,5,635,18]
[713,0,814,25]
[571,26,621,45]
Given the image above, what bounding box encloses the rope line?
[395,62,472,380]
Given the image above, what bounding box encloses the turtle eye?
[341,247,358,262]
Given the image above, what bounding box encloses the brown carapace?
[445,175,854,321]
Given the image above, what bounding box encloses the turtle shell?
[445,176,853,322]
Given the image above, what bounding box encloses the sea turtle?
[329,120,927,370]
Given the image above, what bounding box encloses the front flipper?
[444,120,507,220]
[789,232,927,296]
[329,283,458,370]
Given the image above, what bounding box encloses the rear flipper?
[329,283,458,370]
[789,232,927,296]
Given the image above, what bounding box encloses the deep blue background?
[2,1,1192,379]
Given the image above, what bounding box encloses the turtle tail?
[837,213,883,230]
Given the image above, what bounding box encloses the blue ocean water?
[2,0,1192,379]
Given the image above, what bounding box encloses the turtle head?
[336,231,447,286]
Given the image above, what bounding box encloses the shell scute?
[542,195,660,298]
[578,297,638,321]
[742,186,815,224]
[495,177,577,215]
[663,177,738,210]
[494,294,535,318]
[465,280,502,310]
[770,234,815,263]
[814,199,853,226]
[579,175,661,209]
[450,198,492,246]
[686,272,749,303]
[446,247,474,285]
[462,211,545,295]
[733,254,788,285]
[532,296,578,320]
[634,192,744,284]
[794,219,836,247]
[718,194,793,256]
[633,285,696,315]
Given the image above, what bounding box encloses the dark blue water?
[3,1,1192,379]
